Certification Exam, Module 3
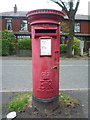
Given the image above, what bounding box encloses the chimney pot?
[14,4,17,13]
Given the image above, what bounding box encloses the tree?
[61,21,69,33]
[1,30,17,55]
[50,0,80,57]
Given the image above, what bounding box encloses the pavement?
[0,56,89,119]
[1,89,89,119]
[0,55,90,60]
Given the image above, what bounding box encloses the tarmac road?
[1,57,88,92]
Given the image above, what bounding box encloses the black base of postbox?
[32,95,60,114]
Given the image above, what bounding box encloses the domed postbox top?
[27,9,64,17]
[26,9,65,25]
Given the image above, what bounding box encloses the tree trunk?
[67,16,75,58]
[50,0,80,57]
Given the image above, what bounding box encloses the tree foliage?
[2,30,16,42]
[0,30,17,55]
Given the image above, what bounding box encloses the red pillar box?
[27,9,64,112]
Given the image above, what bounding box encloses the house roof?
[65,14,90,20]
[0,11,27,17]
[0,11,90,20]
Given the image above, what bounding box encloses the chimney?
[14,4,17,13]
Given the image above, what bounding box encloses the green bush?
[9,42,17,55]
[0,38,2,55]
[1,30,17,55]
[1,39,10,56]
[60,44,67,53]
[73,37,80,55]
[18,38,32,50]
[2,30,16,42]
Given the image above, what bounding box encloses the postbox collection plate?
[40,38,51,56]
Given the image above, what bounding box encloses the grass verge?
[7,92,80,112]
[7,92,32,112]
[60,92,80,107]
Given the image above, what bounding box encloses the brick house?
[0,5,90,51]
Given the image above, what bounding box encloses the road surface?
[0,57,88,92]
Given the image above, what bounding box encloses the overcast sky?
[0,0,90,15]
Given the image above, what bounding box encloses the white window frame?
[74,22,80,33]
[6,18,12,30]
[21,20,28,31]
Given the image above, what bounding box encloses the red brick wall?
[63,20,90,33]
[1,18,25,31]
[12,18,21,31]
[88,22,90,33]
[28,24,31,31]
[0,18,2,30]
[1,17,90,34]
[2,18,6,30]
[80,21,89,33]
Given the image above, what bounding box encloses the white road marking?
[0,88,89,93]
[60,65,88,67]
[0,64,89,67]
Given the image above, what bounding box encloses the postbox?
[27,9,64,111]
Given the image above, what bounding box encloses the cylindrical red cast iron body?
[27,9,64,102]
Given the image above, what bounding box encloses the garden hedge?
[18,38,32,50]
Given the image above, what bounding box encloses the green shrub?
[1,30,17,55]
[0,38,2,55]
[73,37,80,55]
[1,39,10,56]
[18,38,32,50]
[60,44,67,53]
[2,30,16,42]
[9,42,17,55]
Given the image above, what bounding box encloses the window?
[17,36,30,39]
[21,20,27,31]
[6,19,12,30]
[74,23,80,33]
